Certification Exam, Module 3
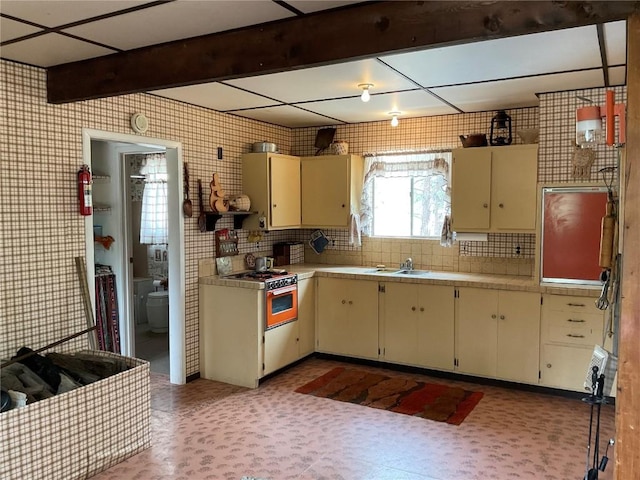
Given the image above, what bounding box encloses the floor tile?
[90,357,615,480]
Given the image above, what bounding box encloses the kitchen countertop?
[200,264,602,298]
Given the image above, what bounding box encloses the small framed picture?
[155,249,162,261]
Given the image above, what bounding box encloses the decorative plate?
[245,253,256,268]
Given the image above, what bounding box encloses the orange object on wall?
[541,187,609,284]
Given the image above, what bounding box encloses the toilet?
[146,290,169,333]
[133,278,155,325]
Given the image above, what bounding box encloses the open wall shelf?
[204,211,257,231]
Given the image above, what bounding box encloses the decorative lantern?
[490,110,512,146]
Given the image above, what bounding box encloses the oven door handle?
[268,285,297,296]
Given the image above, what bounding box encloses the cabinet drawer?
[543,294,601,315]
[543,309,604,328]
[547,323,601,346]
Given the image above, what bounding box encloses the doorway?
[82,129,186,385]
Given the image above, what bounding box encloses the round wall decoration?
[130,113,149,133]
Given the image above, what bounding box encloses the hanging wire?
[599,166,617,207]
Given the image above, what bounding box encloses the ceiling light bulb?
[389,111,401,127]
[358,83,373,102]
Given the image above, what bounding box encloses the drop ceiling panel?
[228,105,339,128]
[609,66,626,86]
[225,59,417,103]
[0,33,115,67]
[64,0,294,51]
[432,70,605,112]
[0,16,42,42]
[152,83,281,111]
[0,0,145,27]
[380,26,602,87]
[604,20,627,65]
[302,90,457,124]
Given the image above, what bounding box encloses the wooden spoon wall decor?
[209,172,228,212]
[183,163,193,217]
[197,179,206,232]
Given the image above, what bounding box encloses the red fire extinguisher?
[78,164,93,216]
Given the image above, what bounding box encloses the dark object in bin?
[13,347,62,391]
[47,352,129,384]
[1,389,12,412]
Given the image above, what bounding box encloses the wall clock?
[130,113,149,133]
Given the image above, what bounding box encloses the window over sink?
[361,151,451,238]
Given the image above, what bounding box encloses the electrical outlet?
[515,244,521,255]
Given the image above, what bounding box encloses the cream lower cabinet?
[242,153,301,230]
[264,322,299,376]
[264,279,316,374]
[539,294,604,392]
[316,277,379,360]
[381,282,454,371]
[200,284,263,388]
[301,154,364,228]
[201,281,314,386]
[297,277,315,357]
[456,287,540,384]
[451,145,538,232]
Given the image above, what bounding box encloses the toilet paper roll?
[153,280,163,288]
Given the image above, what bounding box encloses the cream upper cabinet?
[456,287,540,384]
[381,282,454,371]
[539,294,605,392]
[451,145,538,232]
[316,277,378,360]
[242,153,301,230]
[301,154,364,228]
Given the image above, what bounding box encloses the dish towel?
[350,211,362,247]
[440,215,453,247]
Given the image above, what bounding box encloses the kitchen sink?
[364,267,431,276]
[393,269,431,276]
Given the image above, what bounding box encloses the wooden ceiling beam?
[46,1,639,103]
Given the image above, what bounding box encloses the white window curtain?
[140,153,168,245]
[360,151,451,237]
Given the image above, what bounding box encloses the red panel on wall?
[541,187,608,283]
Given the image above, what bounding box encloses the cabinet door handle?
[567,318,586,323]
[500,315,505,320]
[273,204,277,208]
[498,203,504,208]
[483,203,488,208]
[411,306,416,311]
[567,334,586,338]
[420,307,424,312]
[348,300,353,305]
[567,303,586,307]
[491,314,497,319]
[341,204,345,208]
[546,363,552,368]
[341,300,346,304]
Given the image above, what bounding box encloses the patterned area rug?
[295,367,483,425]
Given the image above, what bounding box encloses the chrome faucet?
[401,257,413,271]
